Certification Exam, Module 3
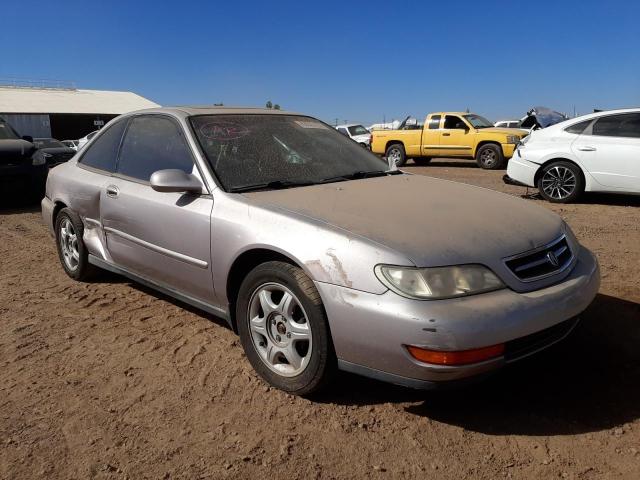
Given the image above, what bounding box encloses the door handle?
[442,133,451,136]
[106,185,119,198]
[577,146,596,151]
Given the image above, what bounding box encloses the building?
[0,82,160,140]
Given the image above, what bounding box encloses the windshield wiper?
[229,180,315,193]
[319,170,400,184]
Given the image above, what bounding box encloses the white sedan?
[505,109,640,202]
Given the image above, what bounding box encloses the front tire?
[476,144,505,169]
[236,261,336,395]
[385,143,407,167]
[55,208,97,281]
[536,161,584,203]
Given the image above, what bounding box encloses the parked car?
[0,117,46,197]
[370,112,528,169]
[335,124,372,148]
[77,130,99,149]
[61,140,79,151]
[32,138,76,167]
[505,108,640,202]
[42,107,600,395]
[494,120,521,129]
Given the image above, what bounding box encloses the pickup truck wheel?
[413,158,431,166]
[476,144,505,169]
[385,144,406,167]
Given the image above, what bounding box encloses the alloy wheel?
[59,217,80,271]
[480,149,497,167]
[388,148,401,165]
[247,283,312,377]
[541,166,577,200]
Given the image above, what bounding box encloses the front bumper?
[317,246,599,388]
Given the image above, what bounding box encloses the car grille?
[504,236,573,282]
[504,317,579,361]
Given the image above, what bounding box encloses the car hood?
[243,174,564,267]
[476,127,527,136]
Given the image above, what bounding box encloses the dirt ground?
[1,159,639,479]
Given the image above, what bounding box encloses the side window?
[564,119,592,135]
[337,127,349,136]
[443,115,466,129]
[117,116,194,181]
[428,115,441,129]
[79,119,128,172]
[592,113,640,138]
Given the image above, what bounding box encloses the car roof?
[336,123,364,128]
[546,107,640,130]
[126,106,303,117]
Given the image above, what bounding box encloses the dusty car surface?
[42,107,600,395]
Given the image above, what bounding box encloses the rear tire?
[536,161,584,203]
[476,144,505,169]
[55,208,97,281]
[385,143,407,167]
[236,261,337,396]
[413,157,432,166]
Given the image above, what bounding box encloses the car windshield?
[464,114,494,128]
[0,121,20,140]
[34,138,65,148]
[347,125,369,136]
[190,114,392,191]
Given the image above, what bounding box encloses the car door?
[100,114,215,303]
[438,115,473,157]
[421,114,441,156]
[572,113,640,192]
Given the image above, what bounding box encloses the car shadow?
[522,191,640,207]
[126,281,233,331]
[315,293,640,436]
[0,196,43,214]
[404,159,502,170]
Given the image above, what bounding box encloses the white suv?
[505,109,640,203]
[335,124,371,148]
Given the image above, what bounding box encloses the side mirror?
[22,135,34,143]
[150,169,204,194]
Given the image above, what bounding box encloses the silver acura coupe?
[42,107,600,395]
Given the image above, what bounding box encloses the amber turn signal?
[406,343,505,366]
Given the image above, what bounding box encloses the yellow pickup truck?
[371,112,528,169]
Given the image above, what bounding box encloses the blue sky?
[2,0,639,126]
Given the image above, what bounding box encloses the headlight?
[506,135,520,144]
[375,264,504,300]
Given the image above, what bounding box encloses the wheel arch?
[385,140,404,152]
[52,200,68,226]
[226,248,306,333]
[534,157,587,188]
[474,140,502,157]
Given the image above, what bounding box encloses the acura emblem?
[546,251,559,267]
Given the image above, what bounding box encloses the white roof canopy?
[0,87,160,114]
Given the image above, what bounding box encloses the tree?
[273,104,281,110]
[265,100,273,109]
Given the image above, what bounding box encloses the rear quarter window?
[79,119,128,172]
